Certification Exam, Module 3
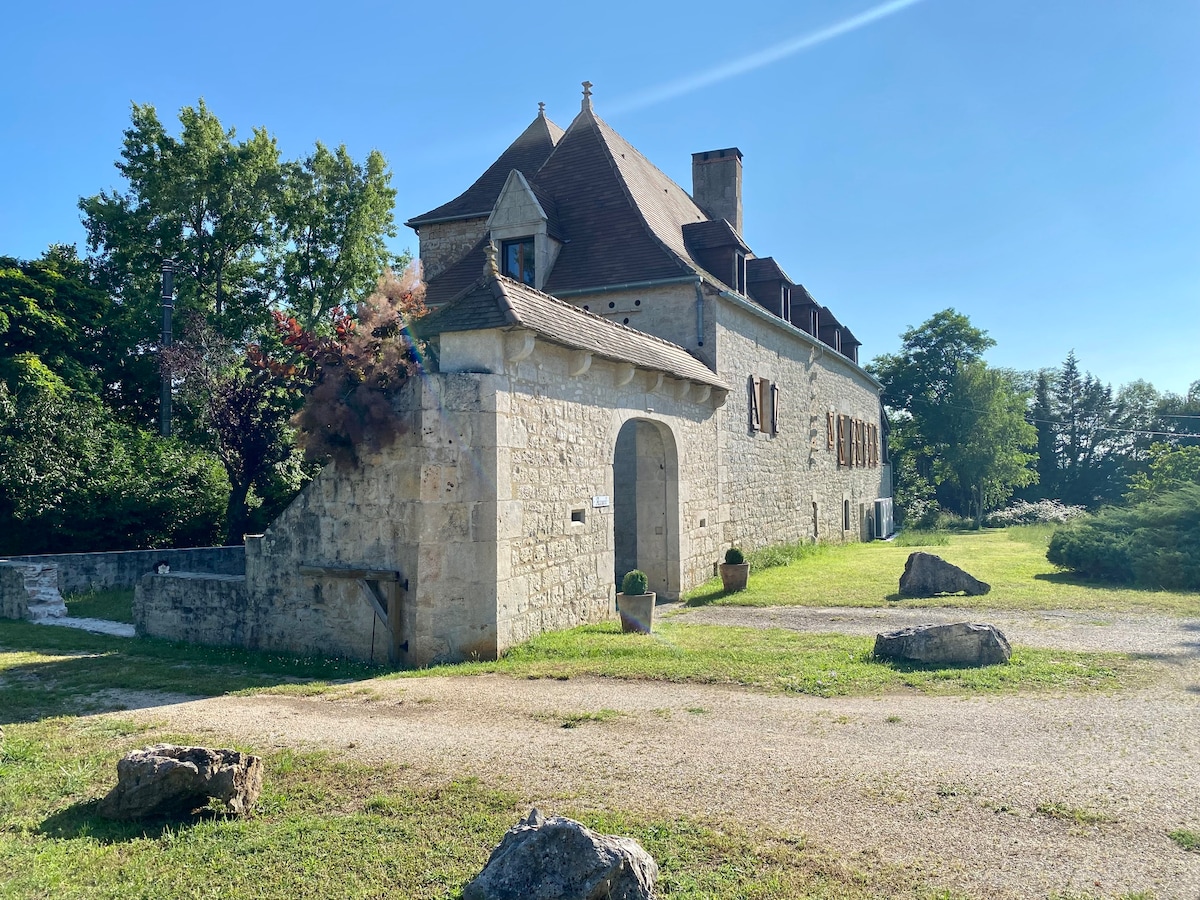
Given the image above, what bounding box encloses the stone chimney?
[691,148,743,234]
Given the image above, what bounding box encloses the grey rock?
[899,552,991,597]
[874,622,1012,666]
[464,808,658,900]
[98,744,263,820]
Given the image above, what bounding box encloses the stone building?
[135,85,892,666]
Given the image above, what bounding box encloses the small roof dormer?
[487,170,564,292]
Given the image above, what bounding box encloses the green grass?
[63,589,135,623]
[0,620,376,723]
[1035,801,1113,826]
[1169,828,1200,852]
[402,621,1148,698]
[0,716,961,899]
[684,529,1200,615]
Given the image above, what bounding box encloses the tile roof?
[405,112,564,227]
[682,220,751,254]
[746,257,792,284]
[418,267,728,391]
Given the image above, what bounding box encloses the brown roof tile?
[406,112,563,227]
[419,269,728,391]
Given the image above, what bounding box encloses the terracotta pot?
[719,562,750,592]
[617,592,656,634]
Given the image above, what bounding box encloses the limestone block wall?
[0,547,245,594]
[713,291,889,549]
[0,564,31,619]
[567,281,717,371]
[134,573,250,646]
[436,331,724,652]
[242,375,502,666]
[417,218,487,283]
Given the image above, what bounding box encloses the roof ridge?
[582,109,696,279]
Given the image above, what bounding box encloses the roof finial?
[484,241,500,277]
[581,81,593,111]
[538,101,546,116]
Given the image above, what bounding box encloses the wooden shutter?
[749,377,760,432]
[770,382,780,435]
[827,412,835,449]
[837,415,846,466]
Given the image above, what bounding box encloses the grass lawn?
[404,620,1149,698]
[63,589,135,623]
[685,527,1200,615]
[0,627,962,899]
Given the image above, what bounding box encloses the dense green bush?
[724,547,745,565]
[1047,484,1200,590]
[0,388,228,554]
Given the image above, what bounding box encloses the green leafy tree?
[0,385,227,554]
[274,143,399,329]
[870,310,1037,523]
[935,361,1038,526]
[0,246,111,397]
[1125,443,1200,505]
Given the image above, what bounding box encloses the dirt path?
[119,607,1200,899]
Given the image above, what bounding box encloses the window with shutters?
[832,414,882,469]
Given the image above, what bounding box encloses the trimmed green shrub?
[724,547,745,565]
[1047,484,1200,590]
[621,570,648,595]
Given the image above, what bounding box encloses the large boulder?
[874,622,1012,666]
[464,808,658,900]
[98,744,264,820]
[898,552,990,597]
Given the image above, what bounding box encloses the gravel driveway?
[120,606,1200,899]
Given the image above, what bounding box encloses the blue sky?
[2,0,1196,395]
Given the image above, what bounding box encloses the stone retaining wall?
[134,572,251,647]
[0,547,245,594]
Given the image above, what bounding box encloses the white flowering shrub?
[985,499,1087,527]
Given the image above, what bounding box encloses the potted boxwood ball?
[617,569,655,634]
[720,547,750,592]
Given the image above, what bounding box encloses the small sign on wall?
[592,495,610,508]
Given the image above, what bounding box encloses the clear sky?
[2,0,1196,395]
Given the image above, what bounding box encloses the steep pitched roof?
[405,111,564,227]
[419,266,727,390]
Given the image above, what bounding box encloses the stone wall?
[134,572,250,647]
[0,546,245,594]
[417,218,488,282]
[713,288,889,548]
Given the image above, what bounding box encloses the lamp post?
[160,260,175,437]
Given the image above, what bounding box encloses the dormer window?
[502,238,536,286]
[735,252,747,295]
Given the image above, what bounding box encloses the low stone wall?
[0,547,245,595]
[134,572,251,647]
[0,561,67,621]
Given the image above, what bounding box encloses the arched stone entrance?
[612,418,681,600]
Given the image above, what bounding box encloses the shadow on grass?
[0,619,379,726]
[38,798,223,843]
[684,586,737,607]
[1032,570,1195,595]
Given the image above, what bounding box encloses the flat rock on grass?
[98,744,263,820]
[874,622,1012,667]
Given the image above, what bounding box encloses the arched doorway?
[612,418,681,600]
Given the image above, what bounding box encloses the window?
[502,238,535,286]
[843,499,851,532]
[735,252,747,294]
[780,285,791,321]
